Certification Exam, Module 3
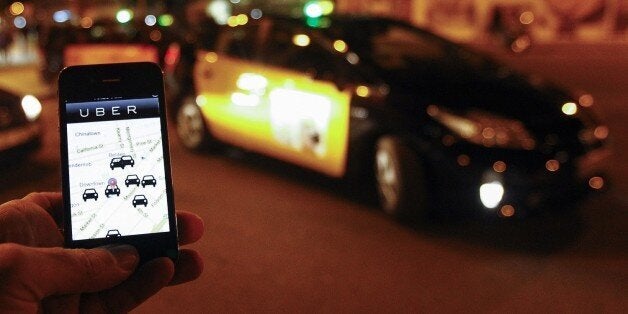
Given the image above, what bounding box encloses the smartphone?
[59,62,178,262]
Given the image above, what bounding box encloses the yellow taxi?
[167,15,610,220]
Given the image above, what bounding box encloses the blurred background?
[0,0,626,312]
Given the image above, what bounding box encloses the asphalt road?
[0,42,626,312]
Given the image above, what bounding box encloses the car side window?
[262,24,338,82]
[215,25,259,60]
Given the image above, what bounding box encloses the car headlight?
[21,95,42,122]
[479,172,505,209]
[427,105,536,150]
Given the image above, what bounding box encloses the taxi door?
[193,22,351,178]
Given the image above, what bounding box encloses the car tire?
[374,136,428,220]
[176,96,212,151]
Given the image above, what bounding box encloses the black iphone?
[59,62,178,262]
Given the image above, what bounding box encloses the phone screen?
[65,97,170,240]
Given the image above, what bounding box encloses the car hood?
[377,59,599,155]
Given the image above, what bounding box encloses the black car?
[0,91,42,163]
[110,155,134,170]
[105,185,120,197]
[132,195,148,207]
[106,229,121,238]
[82,188,98,202]
[141,175,157,187]
[125,174,140,187]
[168,15,610,220]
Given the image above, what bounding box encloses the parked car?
[0,90,42,163]
[168,15,610,219]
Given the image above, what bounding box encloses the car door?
[194,20,351,178]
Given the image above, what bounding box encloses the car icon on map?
[106,229,121,238]
[141,175,157,187]
[105,185,120,197]
[82,188,98,201]
[110,155,135,170]
[133,195,148,207]
[125,174,141,187]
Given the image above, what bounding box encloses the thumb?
[2,244,139,299]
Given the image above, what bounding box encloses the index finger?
[22,192,63,225]
[176,211,204,245]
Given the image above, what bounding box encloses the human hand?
[0,192,204,312]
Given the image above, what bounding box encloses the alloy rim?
[376,148,400,212]
[177,101,204,148]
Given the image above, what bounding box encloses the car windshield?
[324,18,489,72]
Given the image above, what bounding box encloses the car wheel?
[374,136,428,220]
[176,96,210,150]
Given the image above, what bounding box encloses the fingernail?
[107,245,139,271]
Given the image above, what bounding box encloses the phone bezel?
[58,62,178,262]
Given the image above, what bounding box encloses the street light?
[116,9,133,23]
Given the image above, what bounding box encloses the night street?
[0,42,626,312]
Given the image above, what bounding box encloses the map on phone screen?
[65,97,170,240]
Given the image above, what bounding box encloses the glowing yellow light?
[227,16,238,27]
[457,155,470,167]
[479,181,504,209]
[562,102,578,116]
[21,95,41,121]
[588,176,604,190]
[500,205,515,217]
[293,34,310,47]
[493,161,507,173]
[579,94,594,107]
[519,11,534,25]
[204,52,218,63]
[231,92,260,107]
[80,17,93,28]
[333,39,347,53]
[436,111,478,139]
[593,126,609,140]
[195,95,208,106]
[355,85,370,98]
[236,73,268,92]
[545,159,560,172]
[236,14,248,25]
[320,1,335,15]
[9,2,24,16]
[268,88,332,157]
